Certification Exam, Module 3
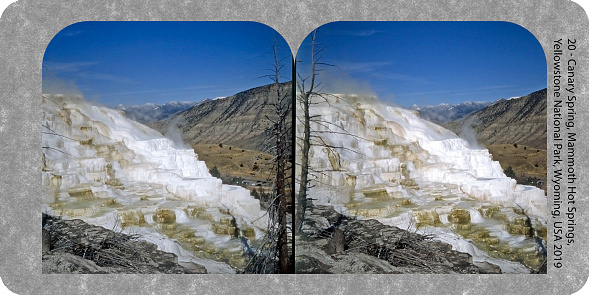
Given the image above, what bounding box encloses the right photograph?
[294,21,547,274]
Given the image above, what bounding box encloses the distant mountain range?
[150,82,292,152]
[116,101,199,124]
[409,101,492,124]
[120,85,545,153]
[444,88,547,150]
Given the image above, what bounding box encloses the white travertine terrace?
[296,94,547,273]
[42,94,266,273]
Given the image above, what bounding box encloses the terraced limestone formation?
[296,93,547,273]
[42,94,266,273]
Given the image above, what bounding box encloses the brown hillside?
[445,89,547,150]
[151,82,292,152]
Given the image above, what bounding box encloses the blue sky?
[43,22,292,107]
[296,22,547,107]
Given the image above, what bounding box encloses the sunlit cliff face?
[296,93,547,273]
[42,94,266,273]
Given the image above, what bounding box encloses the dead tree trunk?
[243,36,292,274]
[296,30,318,235]
[274,76,290,274]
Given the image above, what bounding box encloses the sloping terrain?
[151,82,292,152]
[444,89,547,150]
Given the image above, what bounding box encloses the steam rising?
[320,71,377,98]
[42,69,84,97]
[163,118,190,149]
[456,118,484,149]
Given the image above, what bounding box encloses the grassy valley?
[192,143,283,206]
[193,144,275,183]
[486,144,547,190]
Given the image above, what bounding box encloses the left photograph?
[41,21,293,274]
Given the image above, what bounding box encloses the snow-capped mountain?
[116,100,198,124]
[42,94,265,273]
[410,101,491,124]
[297,93,546,273]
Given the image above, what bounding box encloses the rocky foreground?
[295,205,502,274]
[42,214,207,274]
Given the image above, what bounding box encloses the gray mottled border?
[0,0,587,294]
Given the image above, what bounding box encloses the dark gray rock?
[42,214,206,274]
[296,205,501,274]
[42,228,51,253]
